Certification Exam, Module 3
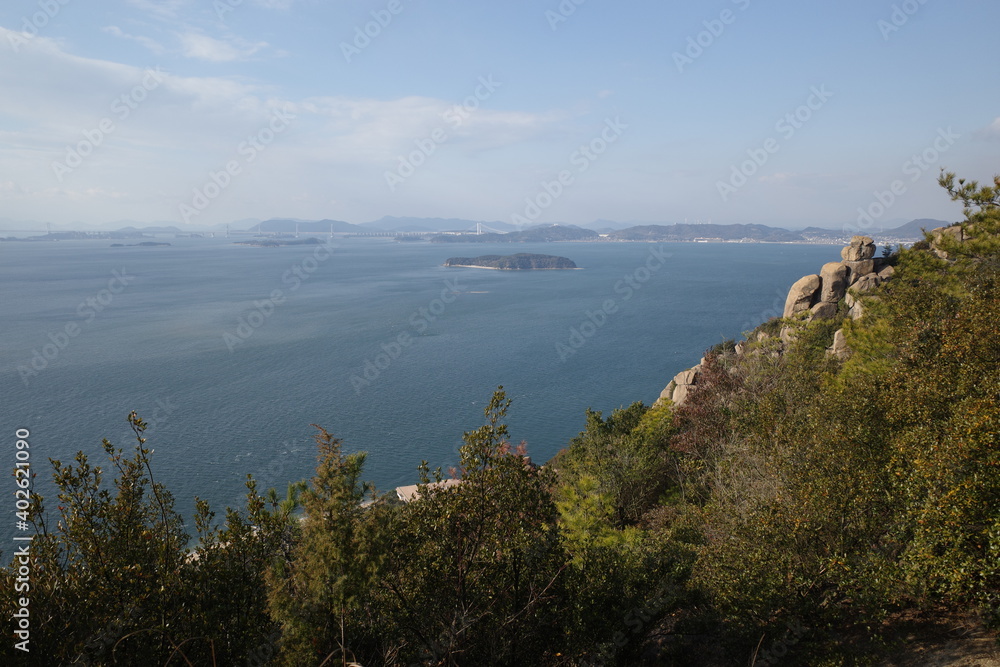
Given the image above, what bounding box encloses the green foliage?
[265,425,377,665]
[0,412,291,665]
[673,171,1000,659]
[6,172,1000,665]
[558,401,673,528]
[376,387,568,665]
[936,170,1000,264]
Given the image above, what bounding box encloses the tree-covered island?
[443,252,578,269]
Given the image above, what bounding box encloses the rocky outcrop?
[655,364,702,407]
[819,262,848,303]
[930,225,965,260]
[783,274,821,318]
[843,259,876,285]
[827,328,849,360]
[658,236,896,408]
[810,301,838,320]
[777,235,892,326]
[841,236,876,261]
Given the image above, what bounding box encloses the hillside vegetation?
[3,173,999,665]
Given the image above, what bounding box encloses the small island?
[443,253,578,270]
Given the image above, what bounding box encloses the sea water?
[0,237,840,534]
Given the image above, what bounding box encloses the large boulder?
[672,383,694,405]
[673,368,698,386]
[877,265,895,281]
[843,259,877,285]
[931,225,965,259]
[819,262,849,303]
[841,236,876,261]
[827,328,850,360]
[810,301,838,320]
[667,365,701,406]
[780,325,797,346]
[853,274,881,293]
[783,274,821,318]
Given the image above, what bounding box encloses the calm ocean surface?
[1,237,840,533]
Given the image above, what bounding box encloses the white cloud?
[299,95,563,163]
[125,0,192,21]
[0,27,575,225]
[102,25,165,55]
[178,31,268,62]
[975,117,1000,140]
[253,0,296,8]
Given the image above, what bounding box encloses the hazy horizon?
[0,1,996,231]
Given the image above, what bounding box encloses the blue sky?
[0,0,998,230]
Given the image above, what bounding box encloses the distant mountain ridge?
[798,218,949,240]
[608,223,803,243]
[2,216,951,242]
[246,218,363,233]
[361,216,517,233]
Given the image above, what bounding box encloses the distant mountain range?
[247,218,363,233]
[238,217,950,241]
[359,216,518,233]
[608,223,803,243]
[2,216,954,242]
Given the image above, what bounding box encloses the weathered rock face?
[672,383,694,405]
[783,274,821,318]
[780,325,796,346]
[854,274,881,294]
[656,234,900,408]
[843,259,876,285]
[827,328,849,360]
[819,262,849,303]
[931,225,965,259]
[673,368,698,386]
[841,235,876,261]
[670,365,701,405]
[810,301,838,320]
[655,364,701,407]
